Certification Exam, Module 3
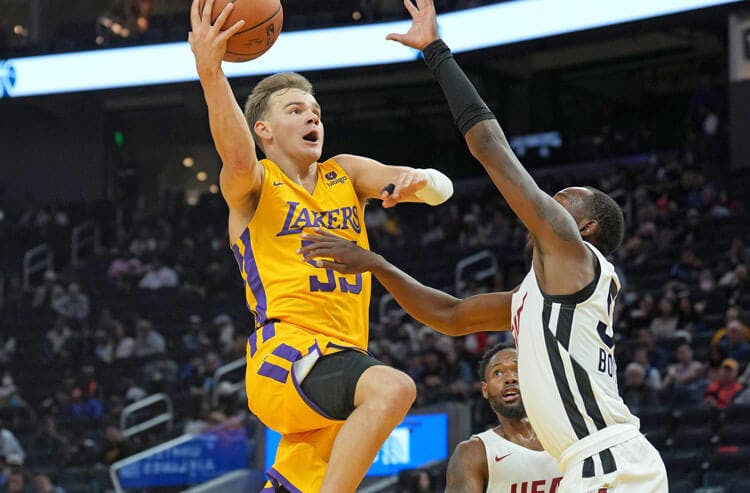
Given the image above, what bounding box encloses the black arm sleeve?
[422,39,496,135]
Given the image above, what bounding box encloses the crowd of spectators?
[0,0,507,58]
[0,83,745,491]
[0,148,746,490]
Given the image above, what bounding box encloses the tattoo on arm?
[539,200,580,244]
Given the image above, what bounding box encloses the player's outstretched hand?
[299,229,379,274]
[380,169,429,208]
[385,0,439,50]
[188,0,245,76]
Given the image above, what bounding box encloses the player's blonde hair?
[244,72,314,151]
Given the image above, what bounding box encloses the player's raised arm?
[445,438,488,493]
[189,0,261,214]
[334,154,453,208]
[299,229,512,334]
[387,0,592,292]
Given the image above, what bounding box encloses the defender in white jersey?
[299,0,668,490]
[446,344,561,493]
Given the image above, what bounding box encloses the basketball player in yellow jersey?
[188,1,453,491]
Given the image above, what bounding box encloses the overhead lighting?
[196,171,208,182]
[185,191,199,205]
[182,157,194,168]
[209,184,219,194]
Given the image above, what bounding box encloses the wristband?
[422,39,496,135]
[415,168,453,205]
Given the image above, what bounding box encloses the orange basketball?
[200,0,283,63]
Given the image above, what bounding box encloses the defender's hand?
[380,169,428,208]
[188,0,245,77]
[385,0,439,50]
[299,229,380,274]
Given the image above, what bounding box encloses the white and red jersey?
[510,242,639,464]
[474,428,561,493]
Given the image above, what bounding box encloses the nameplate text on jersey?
[277,201,362,236]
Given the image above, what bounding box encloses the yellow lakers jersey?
[231,158,371,349]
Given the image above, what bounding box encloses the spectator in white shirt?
[46,317,73,360]
[113,321,135,360]
[138,257,179,290]
[0,417,25,465]
[133,319,166,357]
[51,283,90,321]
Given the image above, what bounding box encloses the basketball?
[200,0,283,63]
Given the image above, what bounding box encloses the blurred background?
[1,0,750,492]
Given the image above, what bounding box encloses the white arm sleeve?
[414,168,454,206]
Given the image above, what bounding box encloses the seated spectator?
[129,226,158,257]
[93,329,114,365]
[718,263,748,289]
[45,317,73,361]
[632,346,662,391]
[59,386,104,427]
[444,347,475,400]
[31,270,62,310]
[649,296,678,341]
[0,371,33,427]
[31,473,66,493]
[98,424,133,466]
[210,313,236,354]
[71,327,98,368]
[138,256,179,290]
[704,358,744,409]
[122,378,147,404]
[106,247,144,290]
[418,349,450,406]
[51,283,90,321]
[223,332,249,361]
[180,352,222,404]
[717,319,750,364]
[29,415,69,467]
[670,248,702,283]
[180,315,211,356]
[402,469,436,493]
[621,362,660,414]
[660,343,707,406]
[696,268,716,295]
[66,431,99,467]
[142,353,179,394]
[711,307,750,345]
[726,236,750,267]
[0,336,16,367]
[112,321,135,360]
[93,308,117,335]
[417,325,453,355]
[0,417,25,466]
[132,319,165,357]
[0,372,19,412]
[635,328,668,370]
[676,294,705,334]
[201,352,223,397]
[3,470,26,493]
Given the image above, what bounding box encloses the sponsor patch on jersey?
[324,170,348,187]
